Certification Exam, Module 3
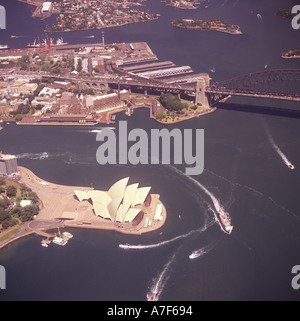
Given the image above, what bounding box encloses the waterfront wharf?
[122,61,176,73]
[163,73,210,84]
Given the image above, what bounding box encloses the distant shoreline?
[171,19,242,35]
[45,18,159,34]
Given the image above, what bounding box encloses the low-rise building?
[39,86,60,98]
[0,98,9,114]
[6,81,38,96]
[41,1,53,13]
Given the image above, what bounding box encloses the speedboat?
[288,163,295,170]
[189,252,198,259]
[148,292,157,301]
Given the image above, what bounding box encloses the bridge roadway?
[48,74,197,94]
[206,88,300,102]
[3,70,197,94]
[3,70,299,102]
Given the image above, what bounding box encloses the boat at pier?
[63,231,73,238]
[53,236,68,246]
[27,37,68,48]
[0,45,10,50]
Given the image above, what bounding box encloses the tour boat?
[216,209,233,234]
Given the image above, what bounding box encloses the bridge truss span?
[208,69,300,104]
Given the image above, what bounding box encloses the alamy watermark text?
[0,265,6,289]
[96,121,204,176]
[292,5,300,30]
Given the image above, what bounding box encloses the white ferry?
[215,209,233,234]
[63,231,73,238]
[53,236,68,246]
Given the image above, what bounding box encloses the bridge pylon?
[195,74,210,107]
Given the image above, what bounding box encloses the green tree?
[0,208,9,222]
[6,185,17,197]
[16,104,30,115]
[20,205,38,222]
[18,55,30,70]
[0,197,10,209]
[156,110,166,121]
[159,93,184,112]
[15,114,23,121]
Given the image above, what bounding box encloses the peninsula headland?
[171,18,242,35]
[0,166,166,249]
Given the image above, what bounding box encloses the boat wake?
[262,118,295,170]
[270,138,295,169]
[147,252,177,301]
[16,152,49,160]
[119,222,215,250]
[164,165,232,233]
[189,240,217,260]
[206,168,300,223]
[167,165,224,213]
[272,142,294,170]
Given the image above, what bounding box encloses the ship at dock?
[41,231,73,247]
[27,37,68,48]
[215,209,233,234]
[0,45,10,50]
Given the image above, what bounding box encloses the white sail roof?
[93,202,112,220]
[123,183,139,206]
[115,203,131,223]
[74,190,89,202]
[74,177,151,223]
[134,187,151,205]
[107,196,123,221]
[88,190,111,206]
[124,208,141,223]
[108,177,129,200]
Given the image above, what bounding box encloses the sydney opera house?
[74,177,164,228]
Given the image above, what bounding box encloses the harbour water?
[0,0,300,301]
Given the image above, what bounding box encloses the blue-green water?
[0,0,300,301]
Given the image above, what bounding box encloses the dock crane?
[37,34,49,54]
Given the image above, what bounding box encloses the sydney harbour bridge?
[69,68,300,106]
[24,68,300,107]
[206,69,300,105]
